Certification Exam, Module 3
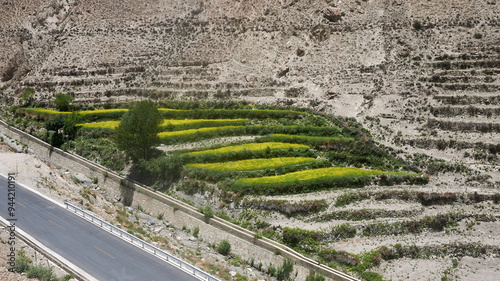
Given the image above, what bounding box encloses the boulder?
[324,7,343,22]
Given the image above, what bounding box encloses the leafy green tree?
[114,100,162,161]
[63,112,82,140]
[54,93,74,111]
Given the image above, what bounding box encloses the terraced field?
[9,101,499,281]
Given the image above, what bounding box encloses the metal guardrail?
[64,201,221,281]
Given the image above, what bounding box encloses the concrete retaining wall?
[0,120,358,281]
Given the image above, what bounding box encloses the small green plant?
[274,248,281,255]
[26,265,56,280]
[217,239,231,256]
[92,177,98,184]
[157,213,164,220]
[268,263,276,277]
[306,271,325,281]
[253,232,263,239]
[10,250,31,273]
[276,258,294,281]
[193,226,200,238]
[199,204,214,219]
[413,20,422,30]
[21,88,35,104]
[474,33,483,39]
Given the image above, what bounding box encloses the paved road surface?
[0,174,197,281]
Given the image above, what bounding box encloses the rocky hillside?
[2,0,499,169]
[1,1,499,280]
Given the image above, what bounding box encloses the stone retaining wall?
[0,120,358,281]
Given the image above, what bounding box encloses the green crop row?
[257,134,354,148]
[182,146,316,164]
[185,142,309,156]
[160,119,249,131]
[183,159,330,182]
[76,120,119,129]
[76,118,249,131]
[17,108,127,121]
[158,125,343,144]
[158,126,246,144]
[230,167,426,195]
[18,107,306,121]
[186,157,321,171]
[158,108,306,119]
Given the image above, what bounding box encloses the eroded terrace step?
[420,75,498,84]
[430,105,500,117]
[427,118,500,133]
[433,94,500,105]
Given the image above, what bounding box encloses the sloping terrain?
[0,0,499,280]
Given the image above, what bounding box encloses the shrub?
[282,227,319,249]
[474,33,483,39]
[413,20,422,30]
[306,272,325,281]
[138,154,184,186]
[193,226,200,238]
[21,88,35,104]
[217,239,231,255]
[54,93,74,111]
[11,250,31,273]
[199,204,214,219]
[276,258,294,281]
[26,265,56,280]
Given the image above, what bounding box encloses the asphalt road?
[0,174,198,281]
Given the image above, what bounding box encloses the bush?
[45,114,65,131]
[11,250,31,273]
[217,239,231,255]
[474,33,483,39]
[54,93,74,111]
[282,227,319,250]
[21,88,35,105]
[413,20,422,30]
[193,226,200,238]
[199,204,214,219]
[276,258,294,281]
[138,154,184,186]
[26,265,56,280]
[306,272,325,281]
